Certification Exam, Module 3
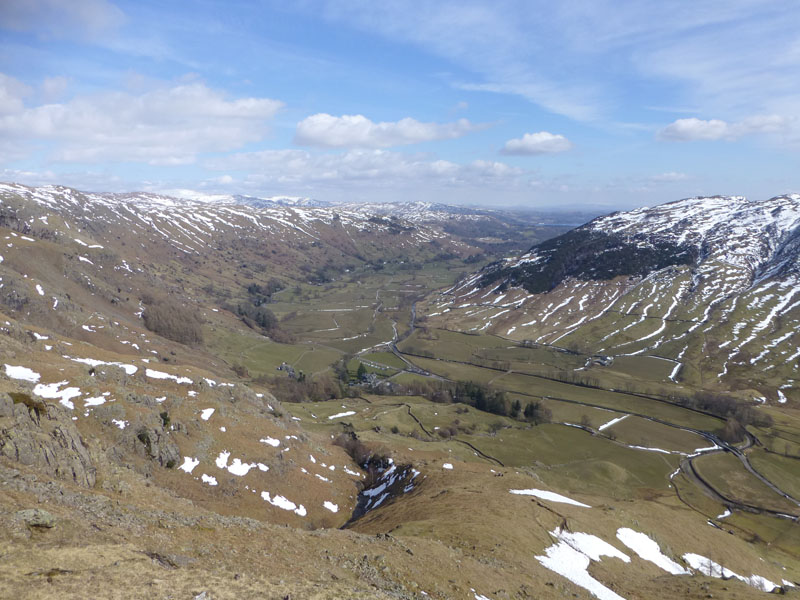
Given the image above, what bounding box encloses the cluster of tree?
[224,302,293,343]
[470,357,512,371]
[0,206,18,228]
[436,425,461,439]
[141,294,204,345]
[673,391,773,442]
[450,381,509,416]
[398,260,427,271]
[415,327,440,341]
[232,363,250,378]
[464,253,486,264]
[510,398,553,424]
[356,362,368,380]
[549,369,601,388]
[441,219,507,239]
[430,251,459,262]
[230,301,275,328]
[297,353,554,424]
[201,283,232,300]
[245,278,284,306]
[297,260,353,284]
[674,391,772,424]
[1,278,30,312]
[0,206,58,241]
[399,345,435,359]
[365,377,552,424]
[332,355,353,383]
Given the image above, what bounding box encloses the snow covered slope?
[0,183,455,257]
[332,201,498,223]
[424,195,800,402]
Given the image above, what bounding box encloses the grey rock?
[101,478,132,497]
[0,392,14,418]
[131,420,180,468]
[0,392,96,487]
[16,508,56,528]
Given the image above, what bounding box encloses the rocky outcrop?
[131,419,181,469]
[0,392,96,487]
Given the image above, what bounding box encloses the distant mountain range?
[161,188,595,226]
[0,182,475,313]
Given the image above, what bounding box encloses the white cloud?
[458,81,600,122]
[658,118,731,141]
[41,76,69,102]
[501,131,572,155]
[0,76,284,165]
[468,159,523,178]
[736,114,790,136]
[622,3,800,146]
[0,73,31,116]
[0,0,125,39]
[209,148,523,190]
[658,115,790,141]
[0,167,127,191]
[650,171,688,183]
[294,113,483,148]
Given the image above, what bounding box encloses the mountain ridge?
[423,194,800,403]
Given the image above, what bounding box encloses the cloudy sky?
[1,0,799,209]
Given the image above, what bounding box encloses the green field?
[401,353,725,433]
[604,415,711,454]
[606,355,677,382]
[202,261,477,380]
[361,351,408,370]
[286,394,683,505]
[748,450,800,501]
[206,328,313,375]
[693,451,800,515]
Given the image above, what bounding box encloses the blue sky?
[1,0,799,209]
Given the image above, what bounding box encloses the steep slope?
[423,195,800,402]
[0,182,476,343]
[0,182,493,528]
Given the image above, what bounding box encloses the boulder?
[16,508,56,528]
